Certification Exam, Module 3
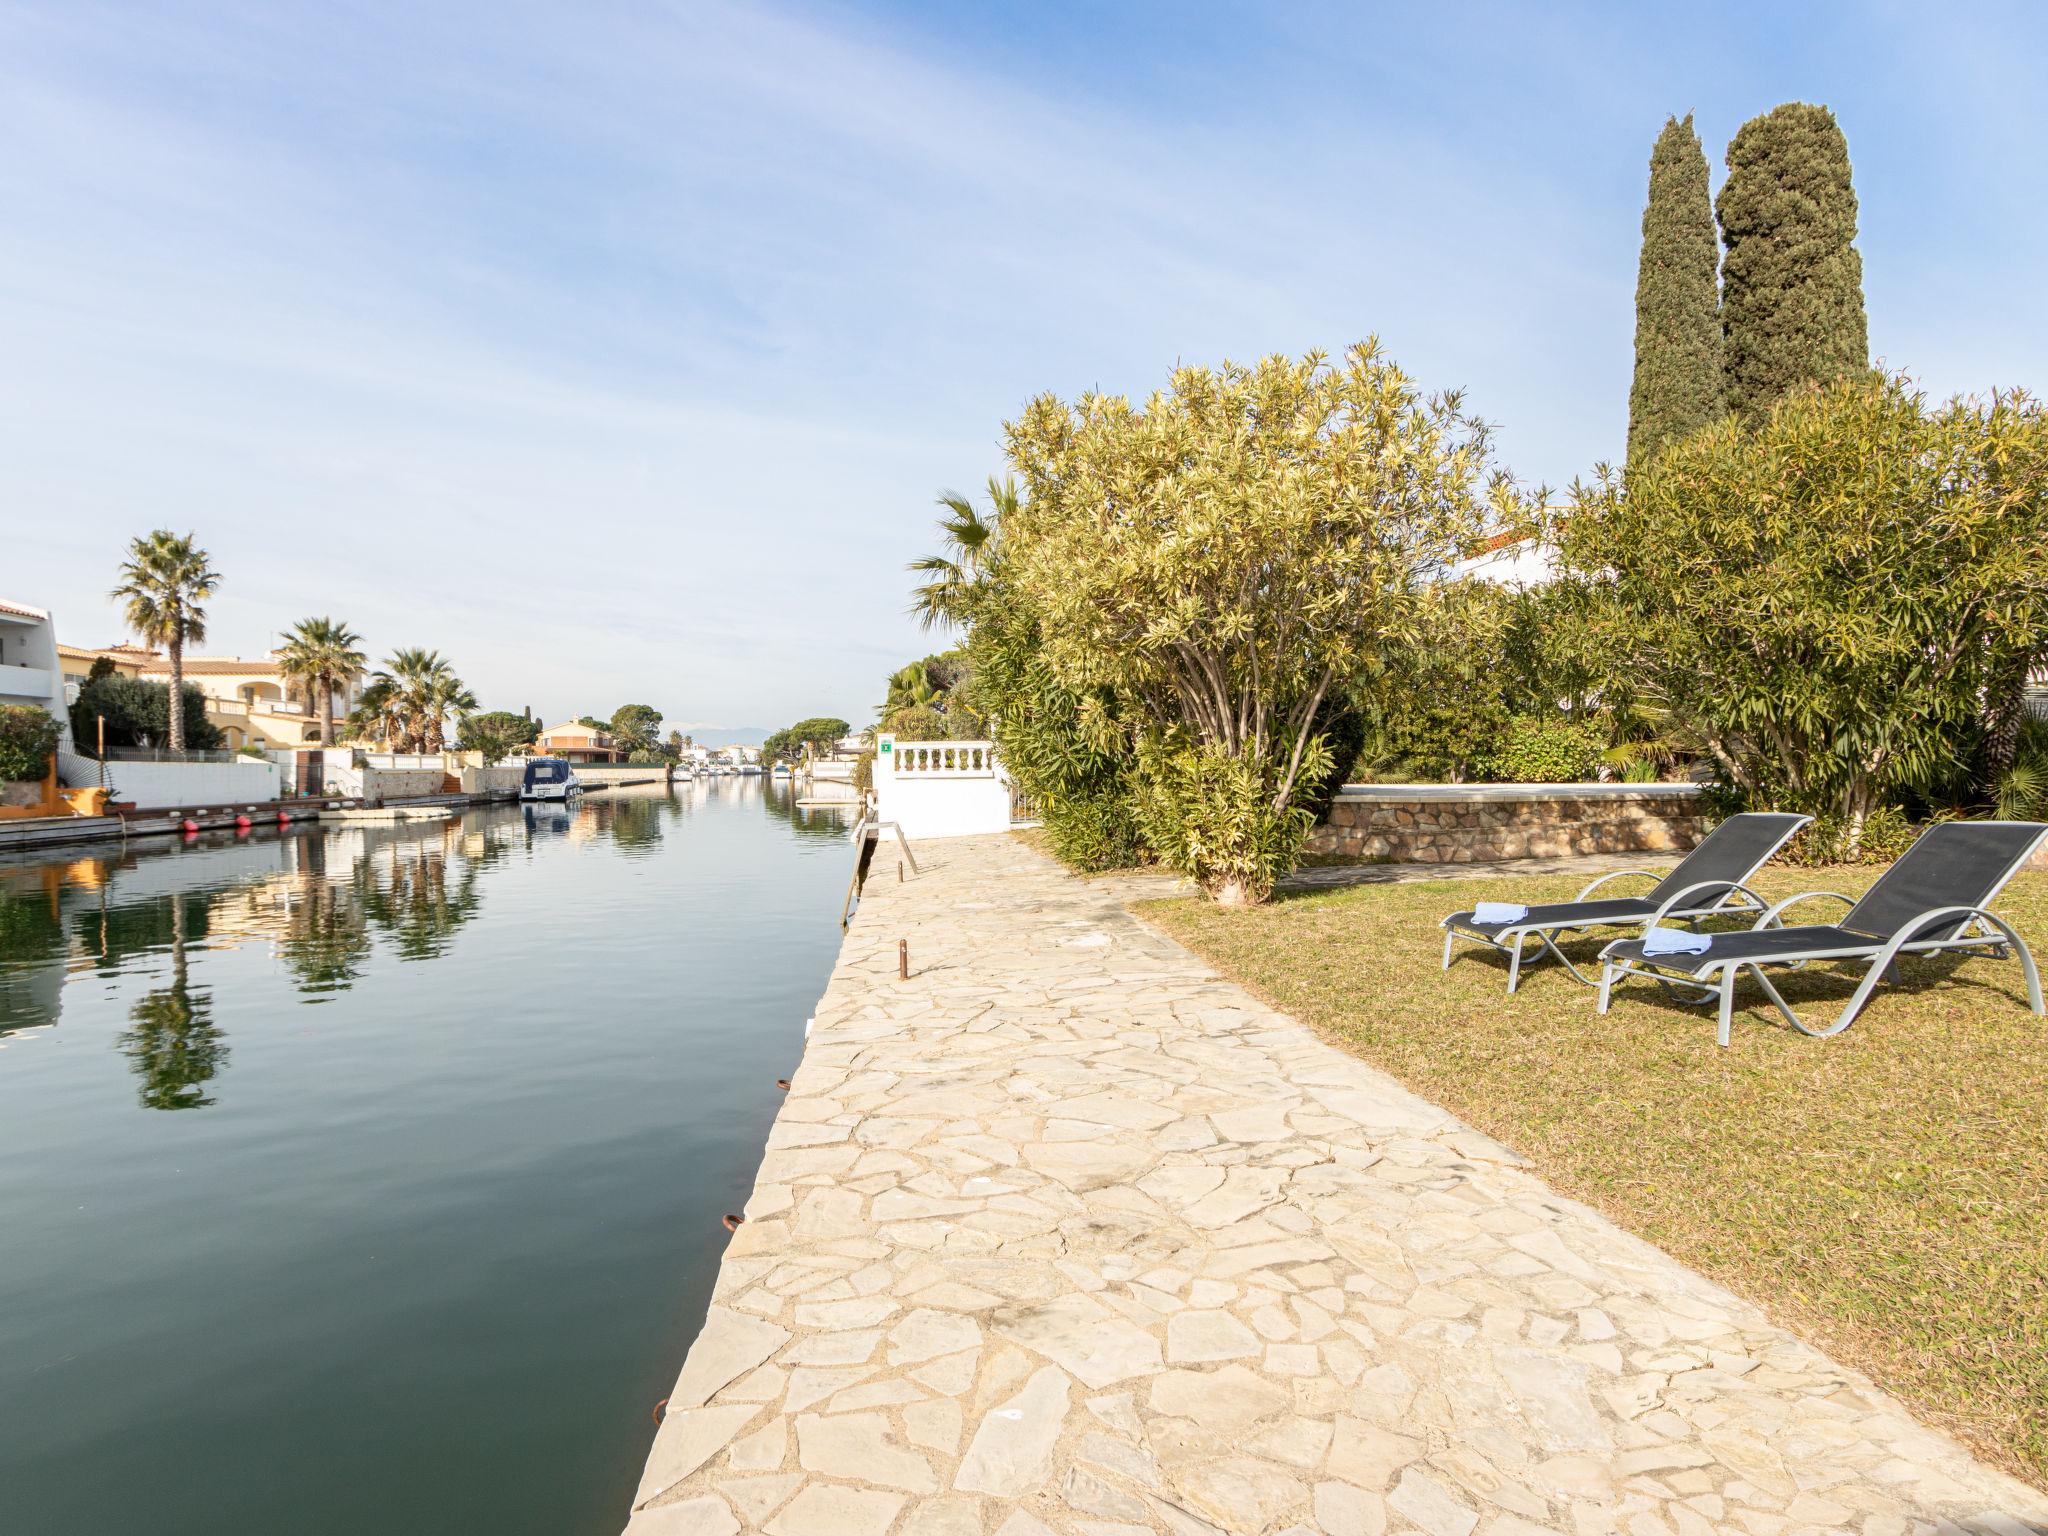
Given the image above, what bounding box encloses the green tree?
[110,530,220,753]
[275,616,366,746]
[609,703,663,756]
[908,477,1013,631]
[765,717,851,765]
[1717,102,1869,420]
[1628,114,1723,461]
[70,675,226,754]
[1003,342,1508,903]
[458,710,540,755]
[1563,373,2048,856]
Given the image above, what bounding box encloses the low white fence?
[96,757,283,810]
[871,735,1015,839]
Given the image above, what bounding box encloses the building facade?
[533,722,622,763]
[0,599,72,747]
[60,644,352,751]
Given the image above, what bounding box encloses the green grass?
[1143,866,2048,1490]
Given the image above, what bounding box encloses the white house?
[0,599,72,747]
[1449,528,1558,590]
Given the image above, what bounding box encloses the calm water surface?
[0,780,851,1534]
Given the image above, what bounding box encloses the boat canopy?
[523,758,573,787]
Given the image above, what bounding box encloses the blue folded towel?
[1472,901,1529,924]
[1641,925,1711,956]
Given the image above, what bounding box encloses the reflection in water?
[278,870,374,996]
[0,783,854,1536]
[759,777,856,840]
[0,788,805,1107]
[359,837,487,962]
[118,893,226,1110]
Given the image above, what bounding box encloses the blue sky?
[4,1,2043,731]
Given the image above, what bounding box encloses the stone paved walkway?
[627,835,2048,1536]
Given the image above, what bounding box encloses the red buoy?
[181,818,200,834]
[277,810,291,825]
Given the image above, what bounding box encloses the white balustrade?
[872,736,1014,838]
[889,741,998,778]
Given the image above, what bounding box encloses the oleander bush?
[1000,342,1518,903]
[1563,372,2048,858]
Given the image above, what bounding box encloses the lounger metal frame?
[1595,831,2048,1046]
[1441,872,1773,993]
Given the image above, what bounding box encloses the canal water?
[0,780,852,1535]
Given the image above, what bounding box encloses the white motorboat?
[519,756,584,802]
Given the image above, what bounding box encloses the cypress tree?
[1627,114,1723,461]
[1716,102,1869,419]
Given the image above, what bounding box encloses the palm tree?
[276,616,367,746]
[423,673,477,753]
[111,531,220,752]
[341,676,404,748]
[372,649,474,752]
[907,475,1014,631]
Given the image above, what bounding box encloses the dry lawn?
[1144,864,2048,1490]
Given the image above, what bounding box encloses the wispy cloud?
[2,0,2042,723]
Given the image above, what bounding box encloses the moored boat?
[519,757,584,802]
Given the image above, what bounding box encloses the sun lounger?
[1440,811,1811,993]
[1596,819,2048,1045]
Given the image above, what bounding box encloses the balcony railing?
[889,740,999,777]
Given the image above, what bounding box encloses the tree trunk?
[319,681,334,747]
[1981,653,2035,793]
[167,636,186,753]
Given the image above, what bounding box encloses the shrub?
[1042,790,1146,872]
[0,705,61,782]
[1355,583,1511,782]
[1563,372,2048,858]
[69,675,225,753]
[965,584,1146,874]
[1482,717,1605,783]
[1128,733,1328,903]
[1782,804,1920,867]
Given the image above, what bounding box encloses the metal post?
[898,940,909,980]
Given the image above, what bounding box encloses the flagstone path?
[626,834,2048,1536]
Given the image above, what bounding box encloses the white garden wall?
[104,758,282,810]
[871,737,1014,839]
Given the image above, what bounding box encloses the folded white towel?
[1641,925,1711,956]
[1472,901,1529,924]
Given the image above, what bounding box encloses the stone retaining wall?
[1306,782,1706,864]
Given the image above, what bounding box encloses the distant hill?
[670,725,773,749]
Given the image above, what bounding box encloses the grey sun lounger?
[1440,811,1811,993]
[1597,819,2048,1046]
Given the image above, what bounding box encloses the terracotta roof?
[138,657,285,676]
[1469,527,1535,557]
[0,598,49,621]
[538,722,608,739]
